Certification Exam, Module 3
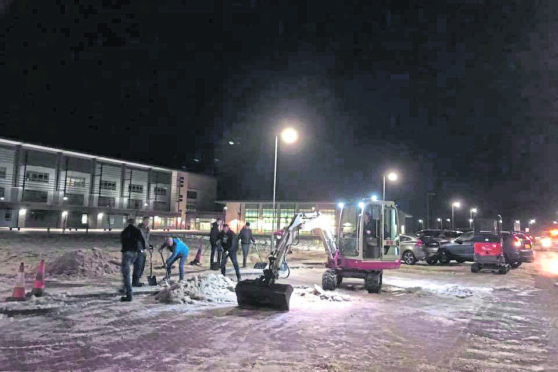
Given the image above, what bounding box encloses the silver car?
[397,234,440,265]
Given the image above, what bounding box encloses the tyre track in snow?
[443,287,549,372]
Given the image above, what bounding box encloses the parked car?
[397,235,440,265]
[510,232,534,263]
[415,229,463,264]
[437,231,500,264]
[438,231,527,267]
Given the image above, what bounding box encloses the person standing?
[133,216,151,287]
[209,218,223,269]
[120,218,145,302]
[238,222,256,268]
[159,237,190,282]
[218,224,241,281]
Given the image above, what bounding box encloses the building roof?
[0,137,179,173]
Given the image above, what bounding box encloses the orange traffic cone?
[9,262,26,301]
[32,259,45,297]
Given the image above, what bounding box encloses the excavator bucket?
[235,280,293,311]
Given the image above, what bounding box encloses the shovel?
[147,249,157,286]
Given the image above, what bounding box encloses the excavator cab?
[323,200,401,293]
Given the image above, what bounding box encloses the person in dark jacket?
[120,219,145,302]
[134,216,151,286]
[209,218,223,268]
[238,222,256,268]
[218,224,241,281]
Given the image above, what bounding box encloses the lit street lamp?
[451,202,460,230]
[469,218,473,228]
[470,208,477,220]
[272,127,298,231]
[446,218,451,229]
[418,219,424,230]
[382,171,398,201]
[437,217,442,229]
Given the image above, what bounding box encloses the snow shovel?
[147,249,157,286]
[253,243,268,269]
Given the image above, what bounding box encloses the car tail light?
[415,239,424,247]
[513,236,522,247]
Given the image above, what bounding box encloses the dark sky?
[2,0,557,228]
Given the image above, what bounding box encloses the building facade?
[0,138,217,230]
[220,200,413,235]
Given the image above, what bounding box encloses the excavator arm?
[235,211,325,311]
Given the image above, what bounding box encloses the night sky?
[2,1,558,228]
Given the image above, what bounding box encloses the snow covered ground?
[0,231,557,371]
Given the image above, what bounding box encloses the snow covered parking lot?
[0,232,557,371]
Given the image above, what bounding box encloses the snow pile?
[46,248,120,278]
[155,274,236,304]
[294,285,351,302]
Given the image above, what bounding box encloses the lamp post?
[451,202,460,230]
[272,127,298,232]
[446,218,451,229]
[437,217,442,229]
[470,208,477,220]
[418,219,423,230]
[382,171,398,201]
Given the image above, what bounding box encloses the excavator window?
[363,205,382,259]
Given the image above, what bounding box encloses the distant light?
[280,127,298,144]
[19,208,27,216]
[358,202,365,209]
[62,211,68,217]
[515,220,520,224]
[0,196,4,201]
[386,172,398,182]
[529,219,536,224]
[63,196,68,201]
[371,195,378,201]
[223,206,228,211]
[337,202,345,209]
[418,219,423,223]
[228,140,235,146]
[436,218,441,222]
[214,158,220,162]
[452,201,460,208]
[446,218,451,222]
[98,212,104,218]
[470,208,477,213]
[193,158,200,163]
[554,221,558,225]
[469,219,473,223]
[144,202,148,207]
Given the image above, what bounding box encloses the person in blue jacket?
[159,237,189,282]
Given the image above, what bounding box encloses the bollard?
[86,226,89,233]
[47,227,50,234]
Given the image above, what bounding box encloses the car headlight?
[542,237,552,248]
[514,240,522,248]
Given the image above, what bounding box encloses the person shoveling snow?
[159,237,190,283]
[155,273,236,304]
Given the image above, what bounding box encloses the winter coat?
[210,222,220,245]
[137,223,150,248]
[166,238,190,262]
[218,230,236,252]
[238,227,255,244]
[120,224,145,253]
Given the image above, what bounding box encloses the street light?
[272,127,298,232]
[446,218,451,229]
[382,171,398,201]
[437,217,442,229]
[418,219,423,230]
[469,218,473,228]
[451,202,460,230]
[371,194,378,201]
[470,208,477,220]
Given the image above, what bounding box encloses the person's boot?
[132,282,144,287]
[237,275,242,282]
[120,295,132,302]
